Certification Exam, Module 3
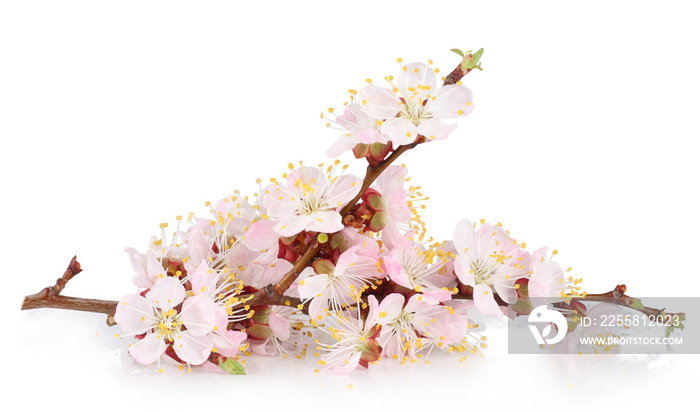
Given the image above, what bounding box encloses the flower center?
[471,260,494,286]
[400,100,430,125]
[299,194,327,215]
[154,309,181,338]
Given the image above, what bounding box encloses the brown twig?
[443,61,474,86]
[21,256,119,318]
[453,284,682,320]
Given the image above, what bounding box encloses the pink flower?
[383,242,456,302]
[249,306,310,358]
[452,220,530,317]
[359,62,474,145]
[325,102,388,157]
[529,247,571,298]
[114,276,216,367]
[125,249,170,289]
[244,219,281,265]
[298,246,382,321]
[222,243,293,290]
[262,165,362,237]
[316,296,382,374]
[375,293,465,362]
[372,165,415,249]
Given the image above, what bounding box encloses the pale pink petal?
[359,85,401,119]
[355,127,387,145]
[129,333,165,365]
[417,117,458,141]
[269,312,291,341]
[212,330,246,357]
[341,227,380,258]
[377,293,405,324]
[213,304,229,332]
[145,276,185,311]
[380,117,418,146]
[114,294,154,334]
[332,246,359,275]
[494,281,517,304]
[173,331,213,365]
[273,214,313,237]
[381,222,413,250]
[377,332,402,358]
[331,351,362,374]
[146,253,167,284]
[305,210,344,233]
[244,220,279,251]
[286,167,327,192]
[454,255,475,286]
[250,340,277,356]
[180,297,216,336]
[324,174,363,207]
[184,231,211,272]
[326,133,358,158]
[423,289,455,303]
[375,164,407,194]
[262,183,298,217]
[442,312,469,344]
[398,62,436,101]
[453,220,477,256]
[473,283,503,318]
[308,294,329,321]
[189,261,217,299]
[384,252,413,290]
[425,84,474,118]
[125,248,150,288]
[298,270,329,301]
[366,295,380,325]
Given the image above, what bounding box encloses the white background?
[2,1,698,410]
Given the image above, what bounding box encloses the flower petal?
[380,117,418,146]
[129,333,165,365]
[359,85,401,119]
[145,276,185,311]
[473,283,503,318]
[269,312,291,342]
[180,297,216,336]
[173,331,213,365]
[376,293,405,324]
[273,214,313,237]
[425,84,474,119]
[417,117,458,141]
[114,294,154,334]
[305,210,344,233]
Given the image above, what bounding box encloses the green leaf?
[219,358,246,375]
[451,48,464,57]
[472,48,484,63]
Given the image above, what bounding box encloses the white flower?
[359,61,474,145]
[114,276,216,368]
[453,220,530,317]
[325,101,388,157]
[383,242,456,302]
[298,246,382,321]
[315,297,382,374]
[262,165,362,237]
[528,247,580,298]
[375,293,466,362]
